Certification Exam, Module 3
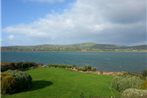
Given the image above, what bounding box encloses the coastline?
[68,67,125,76]
[1,50,147,52]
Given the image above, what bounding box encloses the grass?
[2,68,119,98]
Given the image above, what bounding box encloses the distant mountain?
[1,42,147,52]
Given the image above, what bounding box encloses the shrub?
[141,80,147,90]
[142,70,147,77]
[91,67,96,71]
[121,88,147,98]
[6,70,32,91]
[1,70,32,94]
[112,75,143,92]
[48,64,74,69]
[47,64,96,72]
[81,65,96,72]
[1,73,15,94]
[1,62,40,71]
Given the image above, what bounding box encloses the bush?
[121,88,147,98]
[1,70,32,94]
[1,73,15,94]
[48,64,74,69]
[91,67,96,71]
[141,80,147,90]
[112,75,143,92]
[80,65,96,72]
[142,70,147,77]
[1,62,40,71]
[47,64,96,72]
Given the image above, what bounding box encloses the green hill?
[1,42,147,52]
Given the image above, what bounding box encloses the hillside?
[2,68,119,98]
[1,42,147,52]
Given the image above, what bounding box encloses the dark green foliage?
[81,65,92,71]
[142,70,147,77]
[112,75,143,92]
[81,65,96,71]
[6,70,32,92]
[48,64,96,72]
[1,62,40,71]
[76,65,96,71]
[1,70,32,94]
[92,67,97,71]
[48,64,74,69]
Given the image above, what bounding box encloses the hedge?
[112,75,143,92]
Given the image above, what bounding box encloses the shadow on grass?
[3,80,53,95]
[28,80,53,91]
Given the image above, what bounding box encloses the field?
[2,68,119,98]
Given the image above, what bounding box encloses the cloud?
[2,0,146,45]
[8,35,15,40]
[8,35,14,39]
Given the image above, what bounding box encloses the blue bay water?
[1,52,147,72]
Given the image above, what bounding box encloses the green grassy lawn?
[2,68,119,98]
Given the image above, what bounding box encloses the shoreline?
[1,62,145,74]
[1,50,147,52]
[68,67,125,76]
[1,62,125,76]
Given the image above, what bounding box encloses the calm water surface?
[1,52,147,72]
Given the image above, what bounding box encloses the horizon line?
[1,42,147,47]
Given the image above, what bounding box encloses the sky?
[1,0,147,46]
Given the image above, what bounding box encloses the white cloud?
[3,0,146,45]
[8,35,15,40]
